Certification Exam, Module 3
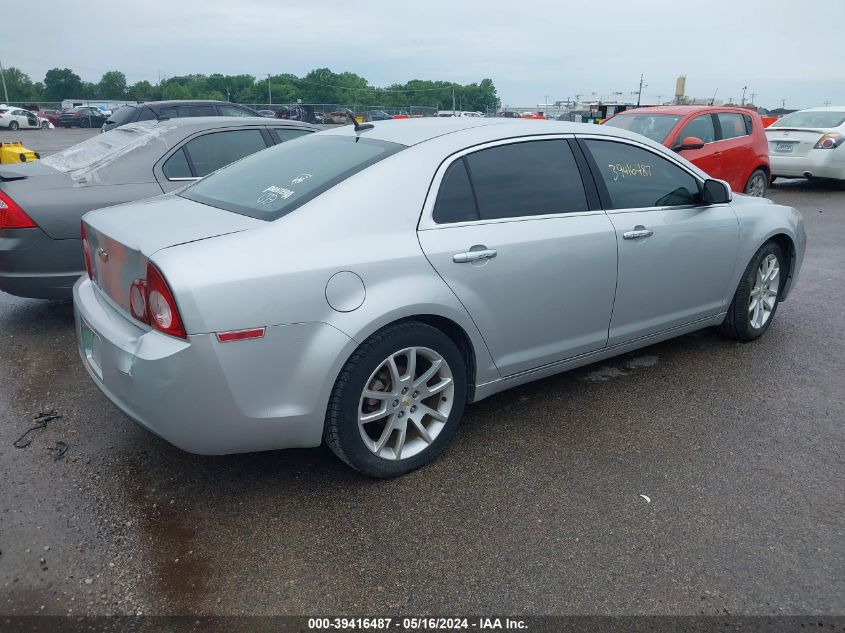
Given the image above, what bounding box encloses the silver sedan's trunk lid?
[82,194,263,315]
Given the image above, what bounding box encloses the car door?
[580,137,739,345]
[713,112,754,191]
[154,127,272,192]
[670,113,723,179]
[417,137,618,377]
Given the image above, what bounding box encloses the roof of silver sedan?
[319,116,652,147]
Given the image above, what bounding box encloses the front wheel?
[720,241,785,341]
[9,121,18,131]
[41,120,49,129]
[324,321,468,478]
[744,169,768,197]
[80,118,91,128]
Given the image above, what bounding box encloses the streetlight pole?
[741,86,747,106]
[636,73,644,107]
[267,74,272,107]
[0,59,9,104]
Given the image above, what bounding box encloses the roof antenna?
[346,109,373,132]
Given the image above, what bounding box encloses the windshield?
[41,121,170,173]
[770,110,845,129]
[603,113,682,143]
[181,135,405,221]
[107,105,138,125]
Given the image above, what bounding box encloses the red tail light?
[128,263,186,338]
[0,191,37,229]
[81,222,93,279]
[72,111,80,118]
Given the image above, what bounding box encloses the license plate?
[775,142,795,153]
[80,319,103,379]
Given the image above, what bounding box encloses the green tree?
[97,71,127,99]
[128,80,156,101]
[161,82,191,100]
[42,68,84,101]
[0,67,38,102]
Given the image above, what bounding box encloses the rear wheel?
[9,121,18,131]
[324,321,468,478]
[41,120,49,129]
[744,169,768,197]
[720,241,785,341]
[80,118,91,128]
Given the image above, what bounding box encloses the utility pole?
[452,86,456,114]
[781,98,786,109]
[741,86,747,106]
[750,92,757,105]
[636,73,644,107]
[0,58,9,104]
[267,74,272,106]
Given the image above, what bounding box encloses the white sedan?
[0,106,53,130]
[766,107,845,182]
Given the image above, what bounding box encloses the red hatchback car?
[604,106,771,196]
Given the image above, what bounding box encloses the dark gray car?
[0,117,316,299]
[100,101,261,133]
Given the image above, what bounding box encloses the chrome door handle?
[453,248,497,263]
[623,227,654,240]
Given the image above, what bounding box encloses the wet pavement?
[0,133,843,616]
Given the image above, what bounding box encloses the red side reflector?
[216,328,266,343]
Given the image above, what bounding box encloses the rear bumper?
[770,148,845,179]
[0,228,84,299]
[74,277,356,455]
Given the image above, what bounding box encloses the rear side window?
[583,139,700,209]
[270,128,311,144]
[107,105,138,126]
[678,114,716,144]
[434,159,478,223]
[162,148,192,179]
[182,129,267,177]
[464,140,588,220]
[181,135,404,220]
[717,113,748,139]
[178,105,216,117]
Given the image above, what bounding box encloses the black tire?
[9,121,18,131]
[744,168,768,197]
[324,321,468,478]
[720,241,785,341]
[80,118,91,128]
[41,120,49,129]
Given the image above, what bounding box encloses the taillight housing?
[814,133,845,150]
[0,191,37,229]
[128,263,186,338]
[81,222,93,279]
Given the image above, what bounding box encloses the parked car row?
[0,106,53,130]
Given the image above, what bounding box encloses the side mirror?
[673,136,705,152]
[701,178,732,205]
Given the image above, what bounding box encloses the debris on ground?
[48,441,69,460]
[12,410,62,449]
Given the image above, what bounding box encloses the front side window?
[270,128,311,144]
[677,114,716,144]
[182,129,267,177]
[463,140,588,220]
[717,113,747,140]
[219,105,254,118]
[583,139,700,209]
[181,135,404,220]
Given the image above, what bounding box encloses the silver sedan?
[73,119,806,477]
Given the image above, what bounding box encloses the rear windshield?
[41,121,169,173]
[107,105,138,126]
[603,113,682,143]
[770,111,845,129]
[180,135,404,221]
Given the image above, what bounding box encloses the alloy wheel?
[745,172,767,197]
[749,253,779,329]
[358,346,454,460]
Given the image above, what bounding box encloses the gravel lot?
[0,128,843,617]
